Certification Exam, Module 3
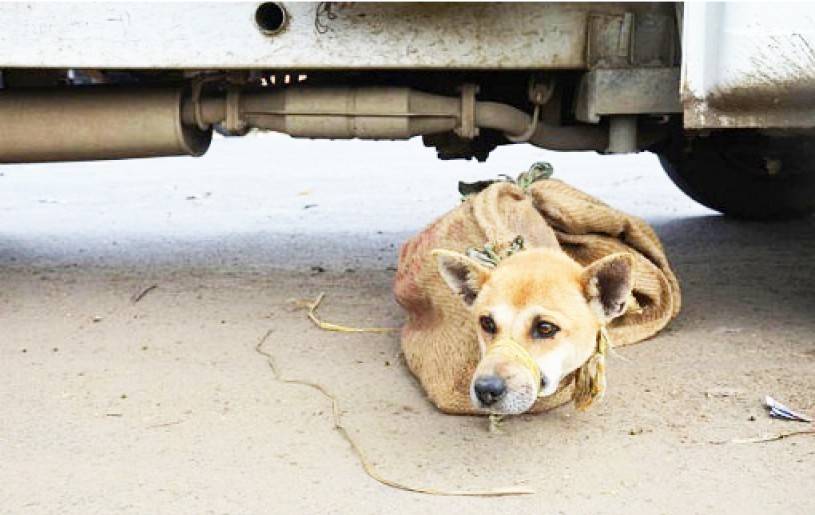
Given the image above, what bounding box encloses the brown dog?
[434,246,634,415]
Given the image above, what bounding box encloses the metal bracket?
[190,73,226,131]
[528,80,554,106]
[190,78,209,131]
[455,84,480,140]
[587,10,677,70]
[587,13,634,69]
[225,85,248,134]
[575,68,681,124]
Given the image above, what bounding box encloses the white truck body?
[0,2,594,69]
[682,2,815,128]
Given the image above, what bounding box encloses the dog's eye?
[479,315,497,334]
[531,320,559,339]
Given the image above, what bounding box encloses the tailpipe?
[0,86,211,163]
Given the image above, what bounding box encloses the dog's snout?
[473,375,506,406]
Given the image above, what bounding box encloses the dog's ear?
[432,249,492,306]
[582,253,635,322]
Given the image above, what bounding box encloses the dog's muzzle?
[484,339,542,397]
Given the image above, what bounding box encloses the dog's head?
[435,247,634,415]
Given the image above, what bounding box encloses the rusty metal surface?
[0,2,665,70]
[586,8,678,69]
[575,68,682,123]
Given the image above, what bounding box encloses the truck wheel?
[655,131,815,220]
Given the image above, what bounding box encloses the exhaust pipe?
[186,86,611,151]
[0,86,211,163]
[0,82,626,163]
[185,87,462,139]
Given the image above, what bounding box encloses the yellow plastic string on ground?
[710,430,815,445]
[255,295,536,497]
[255,330,535,497]
[305,292,400,333]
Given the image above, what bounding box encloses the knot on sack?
[458,161,554,199]
[573,326,611,412]
[465,235,526,268]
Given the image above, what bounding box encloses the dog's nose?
[474,375,506,406]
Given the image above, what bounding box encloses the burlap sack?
[394,179,681,415]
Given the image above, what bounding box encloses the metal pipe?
[231,87,612,151]
[0,82,668,164]
[477,99,664,151]
[224,87,461,139]
[183,85,666,152]
[475,101,609,151]
[475,101,530,136]
[0,86,211,163]
[529,125,609,152]
[606,115,639,153]
[188,88,541,142]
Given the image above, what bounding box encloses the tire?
[654,130,815,220]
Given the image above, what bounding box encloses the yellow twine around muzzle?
[485,339,543,398]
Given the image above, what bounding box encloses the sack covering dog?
[394,175,681,415]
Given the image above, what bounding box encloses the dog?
[433,246,634,415]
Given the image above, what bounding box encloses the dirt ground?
[1,136,813,513]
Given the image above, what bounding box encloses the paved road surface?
[1,134,813,513]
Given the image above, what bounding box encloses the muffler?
[0,86,211,163]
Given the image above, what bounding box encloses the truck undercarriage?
[1,2,813,219]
